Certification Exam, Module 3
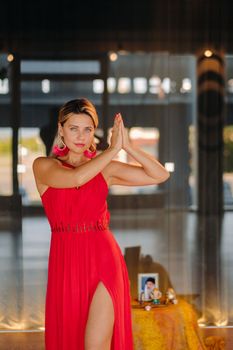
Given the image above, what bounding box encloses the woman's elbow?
[156,171,170,184]
[165,171,170,181]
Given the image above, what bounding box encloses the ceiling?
[0,1,232,56]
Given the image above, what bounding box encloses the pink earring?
[84,143,97,159]
[84,149,97,159]
[52,144,70,156]
[52,134,69,156]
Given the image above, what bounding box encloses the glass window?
[0,128,12,195]
[107,52,197,208]
[18,128,45,204]
[0,54,12,195]
[21,60,100,74]
[21,80,102,107]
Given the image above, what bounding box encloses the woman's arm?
[33,115,122,189]
[107,159,169,187]
[107,115,170,186]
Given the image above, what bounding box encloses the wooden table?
[132,299,206,350]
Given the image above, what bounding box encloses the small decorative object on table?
[165,288,178,305]
[138,273,159,302]
[139,291,145,304]
[135,272,178,310]
[136,288,164,310]
[151,288,162,305]
[144,305,152,311]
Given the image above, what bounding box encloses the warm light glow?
[93,79,104,94]
[214,319,228,327]
[198,317,207,327]
[165,162,175,172]
[19,145,28,156]
[180,78,192,93]
[204,49,213,58]
[107,77,116,93]
[92,76,193,95]
[41,79,50,93]
[38,326,45,331]
[118,77,131,94]
[162,77,171,94]
[17,164,26,174]
[198,316,228,328]
[7,54,14,62]
[0,78,9,94]
[129,127,159,140]
[198,322,206,328]
[133,77,147,94]
[109,52,118,62]
[93,78,117,93]
[149,76,161,94]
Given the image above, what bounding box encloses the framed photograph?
[138,273,159,301]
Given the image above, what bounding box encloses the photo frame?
[138,273,159,301]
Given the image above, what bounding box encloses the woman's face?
[59,113,95,154]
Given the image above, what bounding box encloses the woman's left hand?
[118,113,131,151]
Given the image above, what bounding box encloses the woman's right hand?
[109,113,123,152]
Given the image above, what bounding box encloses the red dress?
[40,161,134,350]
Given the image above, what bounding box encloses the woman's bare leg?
[84,282,115,350]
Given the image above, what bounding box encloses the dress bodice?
[40,162,110,232]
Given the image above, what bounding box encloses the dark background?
[0,1,232,55]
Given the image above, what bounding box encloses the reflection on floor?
[0,211,232,332]
[0,327,233,350]
[0,331,44,350]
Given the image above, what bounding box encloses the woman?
[33,98,170,350]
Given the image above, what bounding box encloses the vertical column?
[197,51,224,215]
[158,107,191,208]
[102,53,109,145]
[10,53,21,196]
[9,53,22,227]
[197,51,227,325]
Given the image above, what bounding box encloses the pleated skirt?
[45,229,134,350]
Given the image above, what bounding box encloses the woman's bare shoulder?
[33,156,61,173]
[33,156,60,167]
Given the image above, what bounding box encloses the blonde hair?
[58,98,98,128]
[51,98,98,156]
